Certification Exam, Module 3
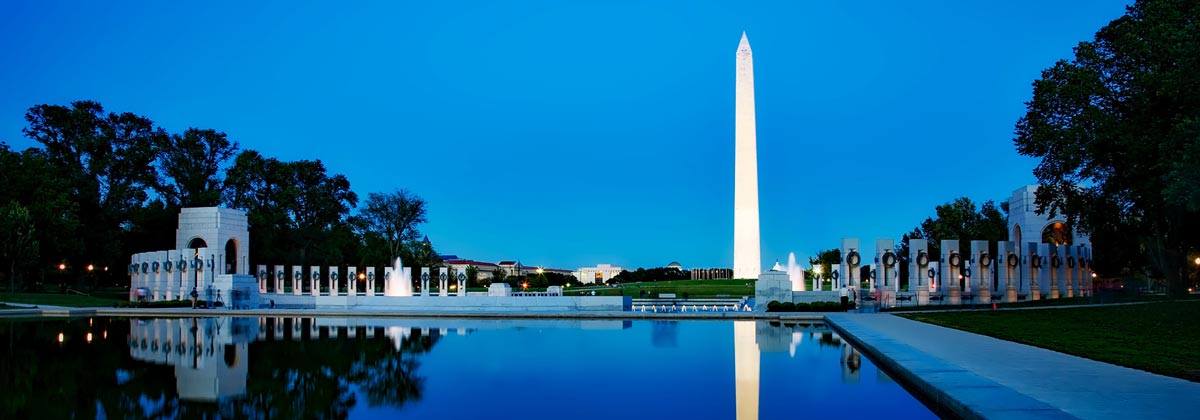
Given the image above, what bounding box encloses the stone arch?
[224,239,238,274]
[187,237,208,250]
[1041,221,1073,246]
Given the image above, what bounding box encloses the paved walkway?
[826,313,1200,420]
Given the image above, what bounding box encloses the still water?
[0,317,937,419]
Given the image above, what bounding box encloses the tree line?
[0,100,434,292]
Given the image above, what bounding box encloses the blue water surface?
[0,317,937,419]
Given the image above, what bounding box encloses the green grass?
[571,279,754,297]
[900,301,1200,382]
[0,292,121,308]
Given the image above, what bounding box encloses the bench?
[895,294,914,307]
[928,294,945,304]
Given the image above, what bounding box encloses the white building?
[575,264,625,284]
[442,259,499,280]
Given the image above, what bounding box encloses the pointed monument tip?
[738,31,751,50]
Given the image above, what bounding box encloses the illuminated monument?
[734,32,762,280]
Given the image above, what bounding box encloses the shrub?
[780,302,796,311]
[767,301,781,312]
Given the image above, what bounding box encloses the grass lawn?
[900,301,1200,382]
[0,292,120,307]
[572,279,754,297]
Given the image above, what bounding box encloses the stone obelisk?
[734,32,761,280]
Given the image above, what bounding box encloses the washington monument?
[733,32,761,280]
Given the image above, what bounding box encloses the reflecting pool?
[0,317,937,419]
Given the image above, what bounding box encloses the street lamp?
[87,264,94,272]
[58,263,66,271]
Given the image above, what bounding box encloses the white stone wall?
[175,207,250,276]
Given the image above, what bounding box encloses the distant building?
[575,264,625,284]
[666,262,683,270]
[441,259,499,279]
[497,261,532,277]
[690,268,733,280]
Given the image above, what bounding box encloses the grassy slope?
[0,293,120,307]
[900,301,1200,382]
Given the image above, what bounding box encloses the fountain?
[787,252,806,291]
[386,257,414,297]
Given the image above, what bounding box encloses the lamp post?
[1193,257,1199,293]
[814,265,822,291]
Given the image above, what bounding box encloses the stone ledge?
[825,314,1078,420]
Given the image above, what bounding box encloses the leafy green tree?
[352,189,427,261]
[465,265,479,287]
[914,197,1007,258]
[0,202,38,292]
[397,239,441,271]
[22,101,164,281]
[0,144,79,285]
[608,267,689,283]
[224,150,359,265]
[155,128,238,208]
[1013,0,1199,296]
[807,248,841,289]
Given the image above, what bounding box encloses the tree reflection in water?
[0,317,435,420]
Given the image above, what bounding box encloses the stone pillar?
[383,267,393,295]
[204,250,216,294]
[310,266,321,296]
[175,251,187,300]
[1029,243,1043,300]
[438,268,449,297]
[347,266,358,295]
[1062,245,1075,298]
[131,254,142,300]
[972,240,991,304]
[257,264,267,293]
[942,240,961,305]
[292,265,304,296]
[840,238,860,291]
[273,265,285,295]
[420,267,430,297]
[366,267,376,296]
[1047,245,1060,299]
[163,254,175,300]
[909,239,930,306]
[329,266,340,296]
[150,252,162,300]
[998,241,1019,302]
[876,239,897,303]
[456,269,466,297]
[1077,245,1091,296]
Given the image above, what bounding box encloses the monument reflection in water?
[0,317,934,419]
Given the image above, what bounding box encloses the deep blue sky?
[0,1,1131,271]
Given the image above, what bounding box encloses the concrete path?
[826,313,1200,420]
